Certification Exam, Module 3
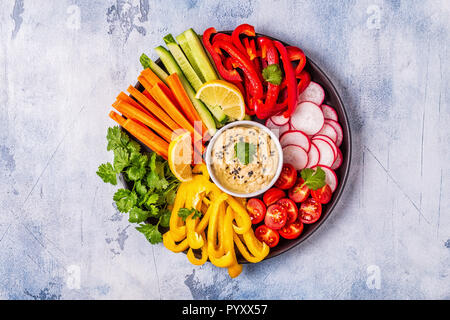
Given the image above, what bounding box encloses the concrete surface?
[0,0,449,300]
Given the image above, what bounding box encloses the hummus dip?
[210,125,279,194]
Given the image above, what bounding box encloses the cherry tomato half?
[279,220,304,239]
[274,163,297,189]
[288,178,310,203]
[311,184,332,204]
[276,198,298,224]
[299,197,322,224]
[246,198,266,224]
[255,225,280,248]
[265,204,288,230]
[263,188,286,206]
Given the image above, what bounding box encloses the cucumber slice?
[163,34,204,91]
[183,28,218,82]
[155,46,216,135]
[176,33,205,83]
[154,46,183,75]
[140,53,169,84]
[207,104,228,123]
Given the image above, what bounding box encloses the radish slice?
[270,113,290,126]
[264,118,281,138]
[312,139,335,167]
[331,148,343,170]
[299,82,325,105]
[280,130,311,152]
[321,104,338,121]
[265,118,291,138]
[290,101,324,135]
[306,142,320,168]
[278,122,291,136]
[313,165,338,192]
[312,135,338,159]
[315,123,337,144]
[324,119,343,147]
[282,145,309,170]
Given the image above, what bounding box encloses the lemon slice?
[195,80,245,120]
[168,132,193,182]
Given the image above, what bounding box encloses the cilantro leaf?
[177,208,202,222]
[99,128,181,246]
[97,163,117,185]
[148,205,160,217]
[300,167,326,190]
[128,207,150,223]
[145,194,159,206]
[262,64,282,85]
[127,166,147,181]
[107,126,129,151]
[159,209,171,228]
[113,189,138,213]
[136,223,162,244]
[234,142,256,165]
[126,153,148,181]
[126,139,141,154]
[164,188,177,205]
[134,180,147,196]
[113,147,129,172]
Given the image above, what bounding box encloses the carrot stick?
[116,92,153,117]
[109,110,126,126]
[127,85,181,132]
[125,119,169,159]
[112,100,173,143]
[109,111,168,159]
[139,75,180,112]
[115,97,151,118]
[142,89,158,105]
[141,68,164,87]
[166,73,208,134]
[149,83,194,134]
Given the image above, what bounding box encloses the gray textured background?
[0,0,449,300]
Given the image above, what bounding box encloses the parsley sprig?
[300,167,326,190]
[177,208,202,221]
[97,126,179,244]
[262,64,283,85]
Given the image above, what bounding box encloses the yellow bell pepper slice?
[228,263,243,278]
[227,196,252,234]
[217,202,226,254]
[233,233,267,263]
[186,214,204,249]
[207,193,234,267]
[187,233,208,265]
[224,207,242,278]
[169,182,188,239]
[243,228,270,259]
[192,163,209,181]
[163,231,189,253]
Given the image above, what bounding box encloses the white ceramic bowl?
[205,120,283,198]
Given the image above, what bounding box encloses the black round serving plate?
[124,32,352,264]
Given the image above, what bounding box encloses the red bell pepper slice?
[286,46,307,75]
[254,36,283,119]
[212,33,232,44]
[274,41,298,118]
[202,28,242,82]
[213,40,263,99]
[243,38,258,61]
[296,70,311,95]
[231,24,256,55]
